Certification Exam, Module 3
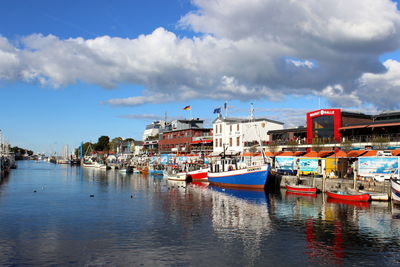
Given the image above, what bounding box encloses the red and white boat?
[187,168,208,182]
[285,184,317,194]
[326,191,370,202]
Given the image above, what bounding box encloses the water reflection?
[1,161,400,265]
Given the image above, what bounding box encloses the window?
[219,138,222,147]
[215,125,217,134]
[236,137,240,146]
[230,125,232,132]
[220,124,222,133]
[229,138,232,147]
[312,115,334,139]
[237,124,239,131]
[261,122,266,128]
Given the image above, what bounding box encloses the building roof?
[341,111,372,119]
[339,120,400,130]
[347,150,367,157]
[302,151,334,158]
[161,127,212,134]
[133,141,144,146]
[359,150,378,157]
[213,116,284,125]
[268,127,307,134]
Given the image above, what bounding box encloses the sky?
[1,0,400,154]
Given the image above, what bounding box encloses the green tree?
[287,140,298,152]
[372,136,390,150]
[95,136,110,152]
[312,138,325,155]
[341,140,353,156]
[267,140,279,156]
[109,137,123,153]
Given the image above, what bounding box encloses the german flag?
[183,105,191,110]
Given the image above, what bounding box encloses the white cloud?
[358,59,400,109]
[0,0,400,109]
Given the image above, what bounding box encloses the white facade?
[212,117,284,155]
[142,120,166,141]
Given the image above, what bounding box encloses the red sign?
[306,109,342,144]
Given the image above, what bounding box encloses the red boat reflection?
[327,197,370,208]
[286,190,317,198]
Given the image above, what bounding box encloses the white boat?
[82,160,96,167]
[359,190,389,201]
[163,165,188,181]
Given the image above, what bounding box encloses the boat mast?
[251,103,268,164]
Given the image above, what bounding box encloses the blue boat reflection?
[209,185,269,205]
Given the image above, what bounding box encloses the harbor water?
[1,161,400,266]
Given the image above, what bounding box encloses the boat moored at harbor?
[208,157,270,189]
[327,191,371,202]
[286,184,317,194]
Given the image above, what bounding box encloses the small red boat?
[326,191,370,202]
[286,184,317,194]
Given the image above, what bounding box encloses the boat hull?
[208,166,269,189]
[187,169,208,181]
[391,179,400,203]
[327,191,370,202]
[285,185,317,194]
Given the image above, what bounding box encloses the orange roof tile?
[391,150,400,156]
[359,150,377,157]
[302,150,334,158]
[278,151,295,156]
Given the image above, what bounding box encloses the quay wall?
[273,174,391,194]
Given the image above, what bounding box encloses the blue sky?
[1,0,400,154]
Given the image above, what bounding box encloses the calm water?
[1,161,400,266]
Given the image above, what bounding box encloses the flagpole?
[190,109,192,120]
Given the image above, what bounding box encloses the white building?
[212,116,284,155]
[142,120,166,141]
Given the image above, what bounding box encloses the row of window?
[214,124,240,134]
[214,137,241,147]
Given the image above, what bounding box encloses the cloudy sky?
[1,0,400,153]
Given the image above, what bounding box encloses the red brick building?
[159,128,212,155]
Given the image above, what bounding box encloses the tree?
[312,138,325,155]
[341,140,353,156]
[109,137,123,153]
[267,140,279,156]
[372,136,390,150]
[95,136,110,152]
[287,140,298,152]
[76,142,94,157]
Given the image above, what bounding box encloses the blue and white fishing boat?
[208,158,270,189]
[208,104,270,189]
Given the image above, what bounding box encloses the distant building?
[143,120,166,154]
[158,119,212,155]
[212,116,284,155]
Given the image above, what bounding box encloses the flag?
[183,105,191,110]
[213,107,221,114]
